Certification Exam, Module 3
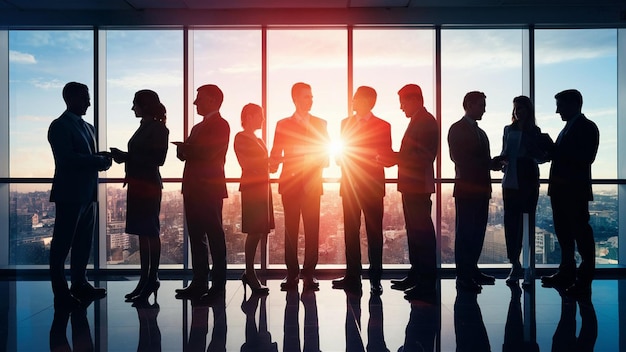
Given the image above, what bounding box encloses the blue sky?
[8,28,618,186]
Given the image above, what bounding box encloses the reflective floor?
[3,275,624,351]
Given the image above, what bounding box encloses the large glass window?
[441,29,524,264]
[8,30,93,265]
[535,29,618,264]
[266,28,347,266]
[104,30,184,266]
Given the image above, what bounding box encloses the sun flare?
[327,139,345,158]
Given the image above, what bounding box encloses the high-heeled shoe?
[241,273,269,295]
[125,281,146,300]
[128,280,160,303]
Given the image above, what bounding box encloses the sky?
[7,28,618,190]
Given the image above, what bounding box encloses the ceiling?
[0,0,624,26]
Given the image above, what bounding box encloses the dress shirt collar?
[355,111,372,123]
[202,110,219,121]
[64,110,84,123]
[293,111,311,125]
[463,115,478,127]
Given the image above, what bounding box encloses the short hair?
[291,82,311,100]
[134,89,166,123]
[397,84,423,103]
[240,103,263,128]
[463,91,486,110]
[554,89,583,110]
[62,82,88,103]
[197,84,224,107]
[354,86,377,108]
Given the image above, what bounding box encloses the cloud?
[9,50,36,64]
[31,78,65,90]
[107,71,183,90]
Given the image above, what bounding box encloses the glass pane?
[9,30,93,177]
[193,29,262,179]
[104,30,184,266]
[441,29,524,266]
[105,30,184,179]
[266,28,347,265]
[535,29,618,265]
[353,28,436,179]
[8,184,85,266]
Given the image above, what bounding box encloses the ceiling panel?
[350,0,409,7]
[126,0,190,10]
[182,0,349,9]
[2,0,132,10]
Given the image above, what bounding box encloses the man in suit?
[175,84,230,302]
[448,91,500,293]
[48,82,112,309]
[270,82,329,291]
[389,84,439,301]
[541,89,599,297]
[331,86,394,295]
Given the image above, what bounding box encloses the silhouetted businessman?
[541,89,599,298]
[448,91,500,293]
[390,84,439,302]
[175,84,230,302]
[270,82,329,291]
[48,82,111,309]
[332,86,394,295]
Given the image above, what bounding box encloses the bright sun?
[327,140,344,158]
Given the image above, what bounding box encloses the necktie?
[80,119,95,153]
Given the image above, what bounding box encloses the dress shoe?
[474,272,496,285]
[197,286,226,305]
[404,285,436,303]
[456,278,482,293]
[70,283,106,300]
[280,276,299,291]
[506,265,525,285]
[564,281,592,298]
[175,283,208,299]
[541,272,575,289]
[390,276,416,291]
[303,276,320,291]
[370,280,383,295]
[331,276,362,292]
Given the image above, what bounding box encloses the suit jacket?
[397,107,439,195]
[339,114,393,199]
[121,119,169,188]
[234,131,270,192]
[548,114,599,200]
[179,113,230,198]
[48,111,109,203]
[448,116,493,198]
[269,114,329,196]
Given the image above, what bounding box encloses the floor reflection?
[3,277,622,351]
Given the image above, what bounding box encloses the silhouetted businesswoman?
[110,89,169,303]
[541,89,599,297]
[48,82,112,309]
[448,91,500,293]
[391,84,439,301]
[175,84,230,302]
[269,82,329,291]
[332,86,394,295]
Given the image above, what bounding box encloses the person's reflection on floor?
[134,300,161,352]
[345,290,364,352]
[367,295,389,352]
[186,294,227,352]
[503,283,539,352]
[552,293,597,352]
[241,292,278,352]
[50,301,94,352]
[399,298,439,351]
[283,289,301,352]
[454,289,490,352]
[301,290,320,352]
